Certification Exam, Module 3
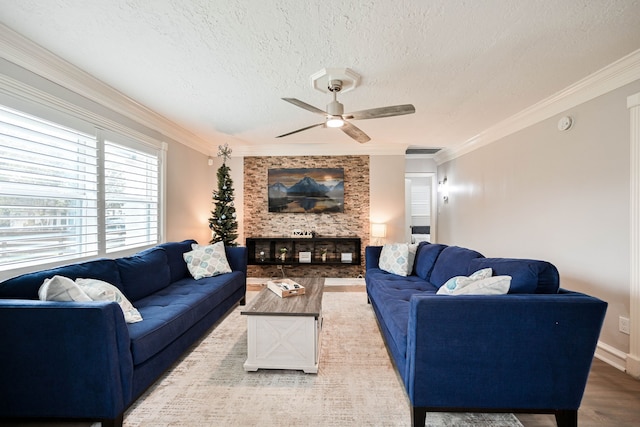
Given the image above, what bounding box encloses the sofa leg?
[240,295,246,306]
[555,409,577,427]
[411,406,426,427]
[100,413,123,427]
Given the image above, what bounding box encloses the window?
[104,140,159,253]
[0,104,161,272]
[408,175,431,227]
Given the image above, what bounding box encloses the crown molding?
[0,24,216,156]
[232,142,408,157]
[435,48,640,165]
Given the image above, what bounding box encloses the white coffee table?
[241,277,323,373]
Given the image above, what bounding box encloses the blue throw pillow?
[468,258,559,294]
[414,243,447,280]
[158,239,197,282]
[429,246,484,287]
[116,247,171,302]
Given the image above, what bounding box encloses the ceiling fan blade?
[341,121,371,143]
[276,122,325,138]
[344,104,415,120]
[282,98,327,116]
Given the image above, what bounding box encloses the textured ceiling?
[1,0,640,155]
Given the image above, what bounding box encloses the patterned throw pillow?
[379,243,411,277]
[438,268,493,293]
[183,241,232,280]
[446,276,511,295]
[437,268,511,295]
[76,278,143,323]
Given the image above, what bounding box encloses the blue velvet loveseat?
[0,239,247,427]
[365,242,607,427]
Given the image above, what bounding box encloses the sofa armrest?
[365,245,383,270]
[0,300,134,420]
[405,292,607,411]
[225,246,248,275]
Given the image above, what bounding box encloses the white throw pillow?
[437,268,493,295]
[39,275,92,302]
[447,276,512,295]
[183,241,232,280]
[379,243,411,277]
[76,278,143,323]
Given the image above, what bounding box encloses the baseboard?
[595,340,627,372]
[625,354,640,379]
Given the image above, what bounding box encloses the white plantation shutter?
[410,179,431,226]
[0,101,163,273]
[0,105,98,269]
[104,140,159,253]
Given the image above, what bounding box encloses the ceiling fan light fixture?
[326,116,344,128]
[278,72,415,143]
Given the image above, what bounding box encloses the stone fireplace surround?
[243,155,369,278]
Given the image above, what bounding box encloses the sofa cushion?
[366,268,437,292]
[414,243,447,280]
[183,242,232,280]
[38,275,92,302]
[0,258,121,300]
[365,269,437,370]
[116,247,171,302]
[158,239,197,282]
[468,258,560,294]
[76,278,143,323]
[128,271,245,365]
[430,246,484,287]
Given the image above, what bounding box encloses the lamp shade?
[371,223,387,238]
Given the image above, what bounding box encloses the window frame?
[0,83,166,281]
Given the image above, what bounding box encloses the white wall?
[370,155,406,243]
[166,151,244,246]
[164,142,215,245]
[437,79,640,364]
[406,157,437,173]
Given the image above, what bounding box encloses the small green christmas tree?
[209,144,238,246]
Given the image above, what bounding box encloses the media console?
[246,237,361,266]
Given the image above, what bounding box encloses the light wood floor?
[516,358,640,427]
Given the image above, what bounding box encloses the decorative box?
[299,251,312,263]
[267,279,306,298]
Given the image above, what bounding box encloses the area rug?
[123,292,522,427]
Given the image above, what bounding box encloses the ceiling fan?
[276,79,415,143]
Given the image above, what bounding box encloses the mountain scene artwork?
[268,168,344,213]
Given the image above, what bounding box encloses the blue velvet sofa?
[365,242,607,427]
[0,239,247,427]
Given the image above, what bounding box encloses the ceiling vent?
[405,148,441,155]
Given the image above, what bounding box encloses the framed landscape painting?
[268,168,344,213]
